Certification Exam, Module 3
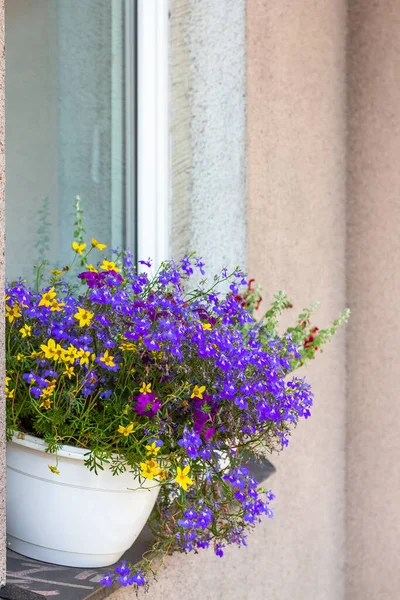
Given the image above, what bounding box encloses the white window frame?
[136,0,170,270]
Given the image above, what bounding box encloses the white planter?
[6,433,160,568]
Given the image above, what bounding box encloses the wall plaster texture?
[2,1,400,599]
[170,0,247,276]
[9,0,400,598]
[346,2,400,598]
[246,1,347,600]
[114,1,348,600]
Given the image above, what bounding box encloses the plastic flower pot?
[6,433,160,568]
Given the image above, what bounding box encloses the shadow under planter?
[1,455,276,600]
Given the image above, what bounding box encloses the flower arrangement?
[5,217,349,591]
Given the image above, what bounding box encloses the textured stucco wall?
[0,0,5,587]
[346,2,400,598]
[112,2,349,600]
[2,1,399,598]
[169,0,192,261]
[170,0,247,275]
[246,2,347,600]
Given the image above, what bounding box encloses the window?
[5,0,169,281]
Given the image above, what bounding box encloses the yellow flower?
[6,303,22,323]
[140,459,161,480]
[40,398,52,410]
[19,324,32,338]
[51,269,63,276]
[72,241,87,255]
[191,385,206,400]
[38,287,57,308]
[100,260,120,273]
[64,366,74,379]
[175,466,193,491]
[50,300,65,312]
[100,350,116,368]
[118,423,134,437]
[41,379,56,397]
[77,348,92,366]
[48,465,60,475]
[202,323,212,331]
[61,344,79,364]
[17,354,24,361]
[5,375,14,397]
[40,339,63,361]
[74,307,94,327]
[86,264,98,273]
[140,382,152,394]
[156,468,168,482]
[119,342,137,352]
[40,386,52,398]
[145,442,161,457]
[91,238,107,251]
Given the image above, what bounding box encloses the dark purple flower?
[139,258,152,268]
[203,426,215,442]
[78,271,107,289]
[133,392,161,418]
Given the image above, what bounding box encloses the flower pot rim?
[10,432,89,461]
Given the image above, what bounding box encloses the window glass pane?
[5,0,133,281]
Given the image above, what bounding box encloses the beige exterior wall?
[2,1,400,599]
[246,1,348,599]
[346,2,400,599]
[120,2,349,599]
